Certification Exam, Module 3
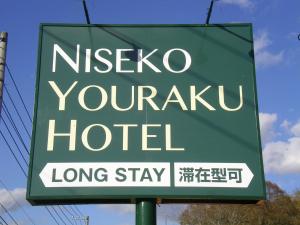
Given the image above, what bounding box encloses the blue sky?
[0,0,300,224]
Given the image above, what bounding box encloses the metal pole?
[0,32,8,115]
[82,0,91,24]
[205,0,215,24]
[136,199,156,225]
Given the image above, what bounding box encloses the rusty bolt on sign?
[298,33,300,40]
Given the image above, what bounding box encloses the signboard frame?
[27,23,266,205]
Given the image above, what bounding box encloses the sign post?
[27,24,266,213]
[136,199,156,225]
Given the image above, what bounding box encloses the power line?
[0,215,8,225]
[69,206,78,217]
[0,121,65,225]
[73,205,84,217]
[57,206,74,225]
[0,121,82,225]
[2,103,30,154]
[62,206,76,217]
[3,85,31,139]
[0,202,19,225]
[2,90,69,225]
[52,207,67,225]
[5,64,32,123]
[62,205,83,225]
[71,205,84,218]
[45,206,61,225]
[0,179,36,225]
[82,0,91,24]
[0,129,27,176]
[0,136,71,225]
[73,219,78,225]
[62,205,84,225]
[205,0,216,24]
[0,115,29,166]
[1,124,65,225]
[0,72,85,225]
[68,205,84,225]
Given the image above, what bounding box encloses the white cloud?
[263,137,300,173]
[280,120,291,130]
[254,31,284,68]
[97,204,134,214]
[255,51,284,68]
[220,0,254,8]
[262,118,300,174]
[259,113,277,144]
[291,121,300,137]
[254,31,271,53]
[0,188,27,214]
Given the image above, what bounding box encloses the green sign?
[27,24,266,204]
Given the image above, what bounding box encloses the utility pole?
[0,32,8,115]
[73,216,89,225]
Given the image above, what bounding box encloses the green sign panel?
[27,24,266,204]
